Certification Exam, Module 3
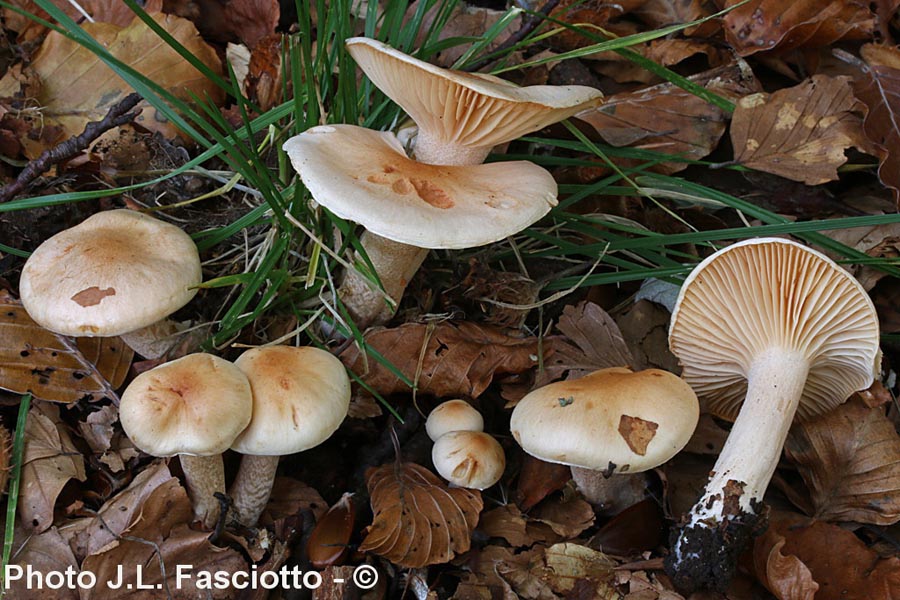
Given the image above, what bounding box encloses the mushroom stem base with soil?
[228,455,279,527]
[339,231,428,329]
[665,348,809,592]
[179,454,226,529]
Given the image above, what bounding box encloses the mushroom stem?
[570,466,649,515]
[179,454,226,529]
[339,231,428,329]
[119,318,185,359]
[665,347,809,592]
[228,455,279,526]
[413,131,491,166]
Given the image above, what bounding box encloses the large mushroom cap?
[20,209,201,337]
[345,37,603,154]
[119,353,253,457]
[231,345,351,456]
[283,124,557,249]
[669,237,881,422]
[510,367,699,473]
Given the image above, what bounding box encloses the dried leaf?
[360,461,483,568]
[498,543,619,599]
[853,45,900,206]
[80,470,246,599]
[479,504,533,547]
[540,301,634,386]
[259,476,328,526]
[308,493,355,568]
[785,398,900,525]
[340,322,546,400]
[753,511,900,600]
[222,0,279,47]
[753,523,819,600]
[2,0,165,40]
[0,11,223,158]
[576,62,758,175]
[721,0,898,56]
[730,75,871,185]
[616,300,679,372]
[5,526,79,600]
[19,403,86,534]
[514,454,572,511]
[531,495,596,539]
[0,295,133,403]
[589,499,665,556]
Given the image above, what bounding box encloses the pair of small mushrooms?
[119,346,350,528]
[426,400,505,490]
[20,209,202,359]
[283,38,604,329]
[511,367,700,509]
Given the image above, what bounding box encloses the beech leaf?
[5,526,79,600]
[19,403,86,534]
[0,294,133,403]
[340,322,547,399]
[785,398,900,525]
[753,524,819,600]
[360,462,483,568]
[731,75,871,185]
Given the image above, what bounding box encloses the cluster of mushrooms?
[16,37,884,593]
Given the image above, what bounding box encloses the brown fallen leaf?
[616,300,679,372]
[753,511,900,600]
[753,522,819,600]
[479,504,533,547]
[80,467,246,599]
[588,498,666,556]
[576,61,758,175]
[308,493,355,568]
[721,0,898,57]
[259,475,328,526]
[0,294,133,403]
[586,39,730,85]
[548,0,649,52]
[853,44,900,206]
[785,397,900,525]
[3,0,165,40]
[19,402,86,534]
[499,543,620,600]
[0,10,223,158]
[360,461,483,568]
[514,454,572,511]
[340,321,547,400]
[731,75,872,185]
[4,525,79,600]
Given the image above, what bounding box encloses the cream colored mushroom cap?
[668,237,881,422]
[432,430,506,490]
[426,400,484,441]
[20,209,201,337]
[119,353,252,457]
[346,37,604,152]
[231,346,351,456]
[283,124,557,249]
[510,367,699,473]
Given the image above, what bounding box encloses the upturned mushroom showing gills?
[510,367,699,510]
[664,238,880,592]
[19,209,202,359]
[344,37,604,167]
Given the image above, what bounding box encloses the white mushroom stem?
[413,131,491,166]
[179,454,226,529]
[339,231,429,328]
[119,318,186,359]
[667,347,809,589]
[228,455,280,527]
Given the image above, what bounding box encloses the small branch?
[0,92,143,203]
[464,0,561,73]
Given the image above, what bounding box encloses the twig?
[463,0,561,73]
[0,92,143,203]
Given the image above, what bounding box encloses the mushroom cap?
[230,346,351,456]
[283,124,557,249]
[20,209,201,337]
[119,353,252,457]
[668,237,881,422]
[510,367,699,473]
[426,399,484,441]
[345,37,604,152]
[432,430,506,490]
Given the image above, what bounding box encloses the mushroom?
[283,39,603,328]
[510,367,699,511]
[425,399,484,442]
[228,345,351,526]
[284,125,559,327]
[664,238,881,592]
[345,37,605,166]
[432,430,506,490]
[19,209,202,359]
[119,353,252,528]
